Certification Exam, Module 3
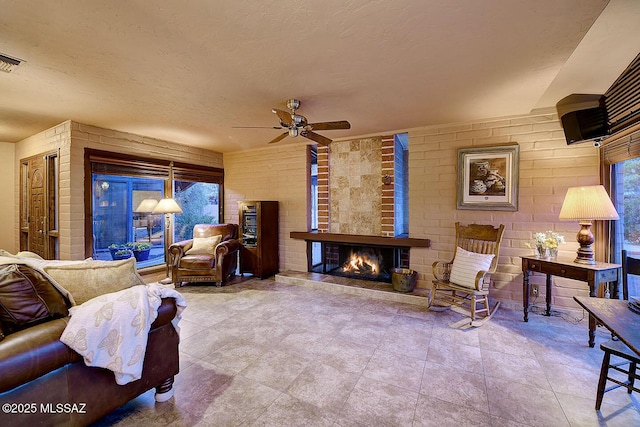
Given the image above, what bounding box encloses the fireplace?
[317,243,407,283]
[290,232,430,284]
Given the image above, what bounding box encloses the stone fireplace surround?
[304,135,424,283]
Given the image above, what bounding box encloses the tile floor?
[94,273,640,426]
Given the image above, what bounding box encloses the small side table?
[521,256,621,347]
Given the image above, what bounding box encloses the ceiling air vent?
[0,53,23,73]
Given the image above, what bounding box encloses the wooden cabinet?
[238,201,279,278]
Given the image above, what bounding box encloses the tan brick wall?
[223,144,310,272]
[0,142,16,251]
[408,109,601,311]
[8,111,604,311]
[13,120,224,260]
[13,121,73,258]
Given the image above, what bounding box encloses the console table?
[521,256,621,347]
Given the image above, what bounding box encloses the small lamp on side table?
[558,185,619,265]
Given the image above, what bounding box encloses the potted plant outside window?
[131,242,152,261]
[113,249,133,260]
[108,243,127,260]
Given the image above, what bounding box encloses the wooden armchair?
[429,222,505,328]
[168,224,240,288]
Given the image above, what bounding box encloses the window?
[86,149,224,268]
[92,174,166,266]
[174,181,220,241]
[603,127,640,297]
[394,133,409,236]
[611,158,640,296]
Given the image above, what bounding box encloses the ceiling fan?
[236,99,351,145]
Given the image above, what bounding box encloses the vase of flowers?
[544,231,565,258]
[534,232,548,258]
[526,231,565,258]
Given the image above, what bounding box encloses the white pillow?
[449,247,495,289]
[185,235,222,255]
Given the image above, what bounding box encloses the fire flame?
[342,252,379,275]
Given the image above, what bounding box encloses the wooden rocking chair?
[429,222,505,328]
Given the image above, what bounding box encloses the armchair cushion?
[179,255,215,269]
[185,235,222,255]
[449,247,494,289]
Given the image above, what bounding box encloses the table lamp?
[558,185,619,265]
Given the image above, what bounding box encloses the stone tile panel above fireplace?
[330,137,382,235]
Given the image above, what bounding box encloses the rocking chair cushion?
[449,247,494,289]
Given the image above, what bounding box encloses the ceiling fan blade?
[232,126,283,129]
[302,130,332,146]
[268,132,289,144]
[272,108,293,126]
[308,120,351,131]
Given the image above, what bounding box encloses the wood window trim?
[84,148,225,259]
[599,123,640,262]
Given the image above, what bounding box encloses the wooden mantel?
[290,231,430,248]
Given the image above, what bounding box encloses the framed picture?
[457,144,519,211]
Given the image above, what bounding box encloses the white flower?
[530,231,565,249]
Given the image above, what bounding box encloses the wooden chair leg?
[467,295,473,322]
[596,350,612,410]
[628,361,637,394]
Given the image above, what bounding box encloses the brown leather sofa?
[0,260,180,427]
[0,298,179,427]
[169,223,240,287]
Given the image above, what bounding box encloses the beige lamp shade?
[134,198,159,213]
[152,198,183,214]
[558,185,619,221]
[558,185,618,265]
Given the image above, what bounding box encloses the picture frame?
[457,144,519,211]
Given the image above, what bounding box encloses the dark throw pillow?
[0,264,71,334]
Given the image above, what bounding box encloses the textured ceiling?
[1,0,639,153]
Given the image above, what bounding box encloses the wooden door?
[20,151,58,259]
[28,156,46,258]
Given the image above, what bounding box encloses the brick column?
[381,135,395,237]
[317,145,330,233]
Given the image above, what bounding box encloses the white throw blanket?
[60,283,186,385]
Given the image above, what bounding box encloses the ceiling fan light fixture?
[254,99,350,145]
[286,99,300,111]
[292,114,306,126]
